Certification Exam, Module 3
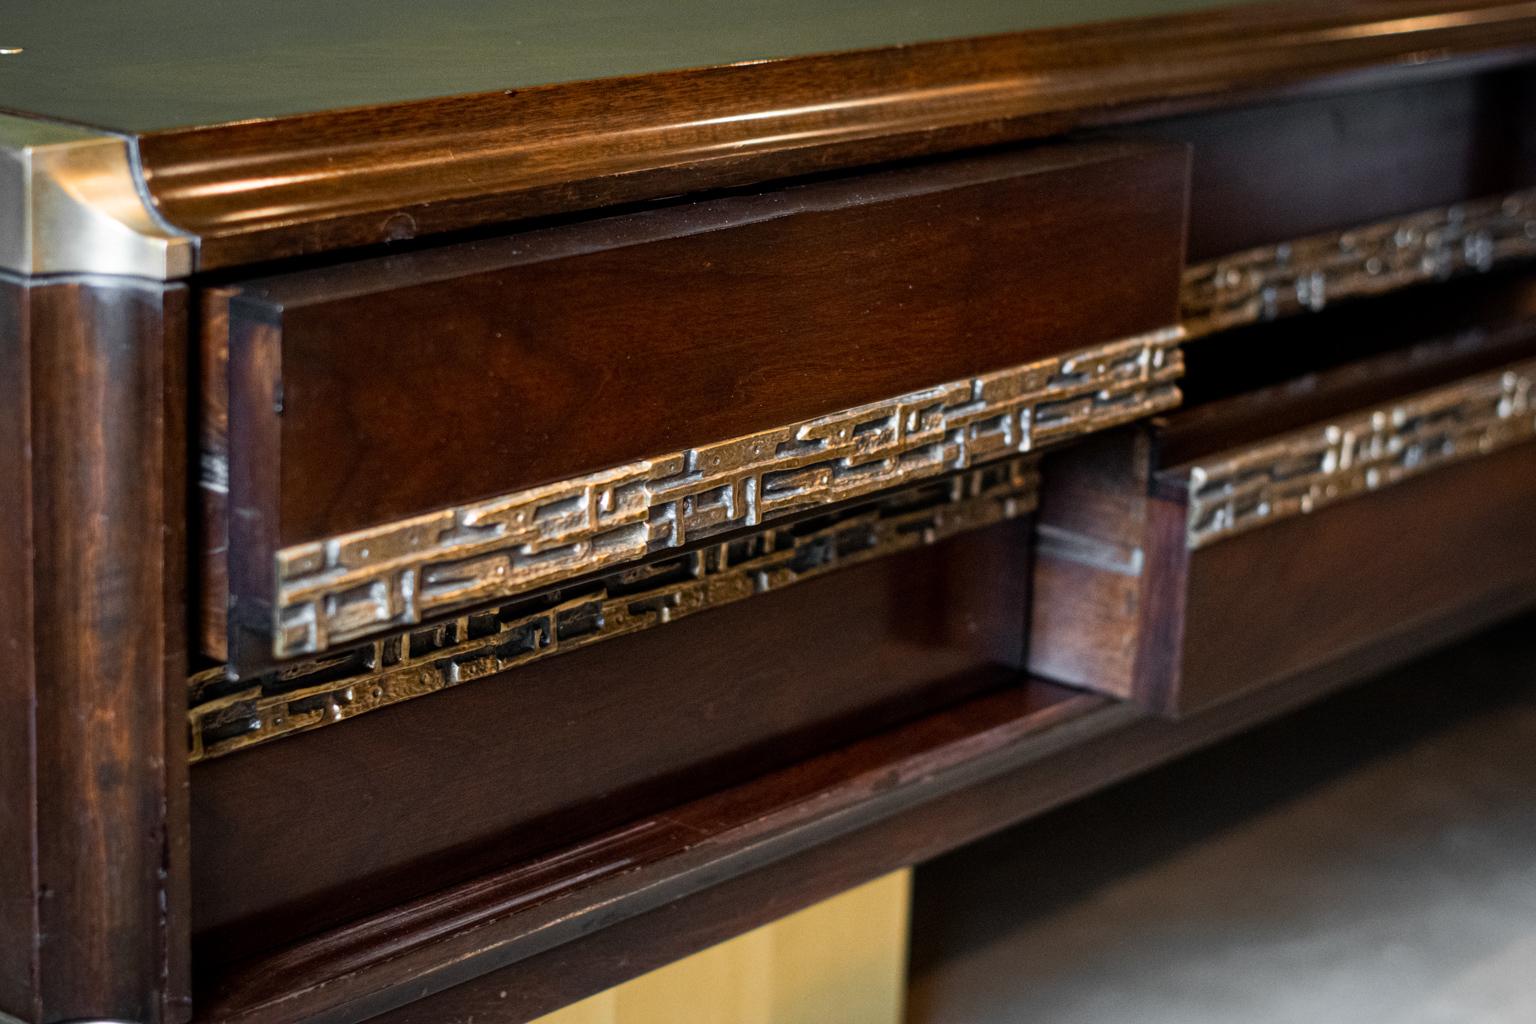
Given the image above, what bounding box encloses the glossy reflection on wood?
[196,680,1100,1024]
[2,7,1533,1023]
[244,603,1510,1024]
[220,142,1186,543]
[208,141,1187,666]
[0,277,190,1022]
[129,1,1536,268]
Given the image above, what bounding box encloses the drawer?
[188,464,1037,966]
[1030,275,1536,715]
[201,140,1190,670]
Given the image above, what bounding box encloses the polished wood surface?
[192,681,1099,1024]
[1125,68,1536,261]
[124,1,1536,268]
[0,281,35,1019]
[349,609,1528,1024]
[220,142,1185,544]
[1028,429,1157,697]
[193,521,1030,970]
[3,4,1535,1021]
[0,0,1257,131]
[212,141,1185,665]
[1031,282,1536,713]
[0,278,191,1023]
[195,681,1098,1024]
[1166,441,1536,711]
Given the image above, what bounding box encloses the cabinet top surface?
[0,0,1252,132]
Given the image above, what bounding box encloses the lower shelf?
[194,605,1536,1024]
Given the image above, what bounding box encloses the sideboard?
[2,2,1534,1021]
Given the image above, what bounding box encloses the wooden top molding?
[3,1,1530,271]
[0,0,1259,131]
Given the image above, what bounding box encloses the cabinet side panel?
[0,280,39,1021]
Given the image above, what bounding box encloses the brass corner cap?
[1,115,193,279]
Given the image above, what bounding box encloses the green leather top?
[0,0,1246,133]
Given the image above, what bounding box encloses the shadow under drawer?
[190,515,1032,966]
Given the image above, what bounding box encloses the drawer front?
[1167,440,1536,711]
[206,141,1190,668]
[1031,317,1536,715]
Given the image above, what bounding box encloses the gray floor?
[908,616,1536,1024]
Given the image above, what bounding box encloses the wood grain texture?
[209,141,1186,665]
[193,681,1104,1024]
[197,288,233,666]
[221,141,1186,544]
[0,0,1251,132]
[1122,66,1536,261]
[131,0,1536,268]
[192,520,1032,969]
[1028,430,1154,698]
[0,277,191,1022]
[385,607,1536,1024]
[1169,440,1536,712]
[216,592,1520,1024]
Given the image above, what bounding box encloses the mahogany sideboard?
[2,1,1535,1021]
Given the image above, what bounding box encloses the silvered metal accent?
[1183,357,1536,549]
[268,328,1182,659]
[0,113,193,279]
[1182,189,1536,338]
[191,458,1039,761]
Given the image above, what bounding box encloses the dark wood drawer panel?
[1127,69,1536,265]
[204,141,1189,668]
[190,511,1034,968]
[1030,289,1536,715]
[1118,70,1536,339]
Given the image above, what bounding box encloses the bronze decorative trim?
[1182,188,1536,339]
[269,328,1181,659]
[1183,358,1536,549]
[191,459,1039,761]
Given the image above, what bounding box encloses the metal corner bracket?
[0,113,194,279]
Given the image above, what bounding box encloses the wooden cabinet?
[4,3,1536,1023]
